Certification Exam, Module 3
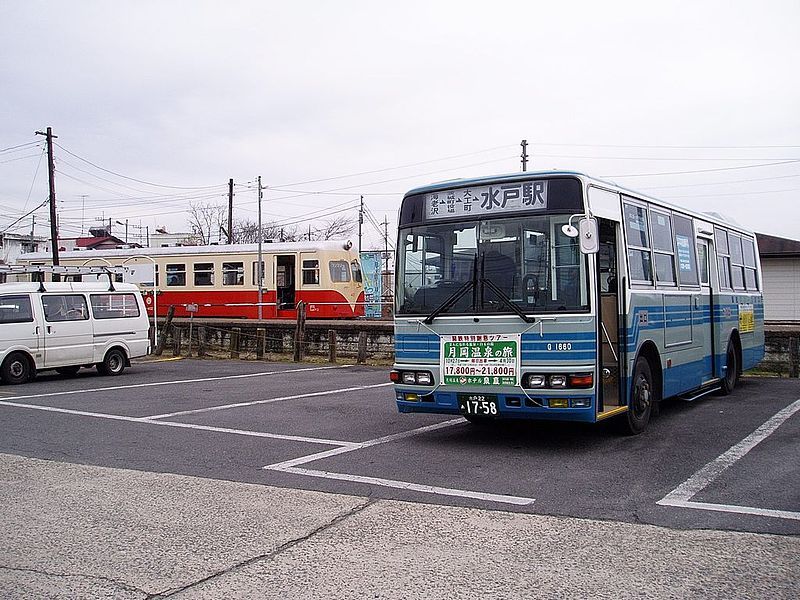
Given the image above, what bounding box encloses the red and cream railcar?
[19,241,365,319]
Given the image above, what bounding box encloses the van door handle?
[46,326,52,334]
[35,326,40,335]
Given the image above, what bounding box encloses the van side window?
[0,295,34,324]
[90,293,141,319]
[42,295,89,322]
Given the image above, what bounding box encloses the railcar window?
[166,263,186,286]
[90,293,141,319]
[351,260,363,283]
[302,260,320,285]
[194,263,214,286]
[42,294,89,322]
[0,295,33,324]
[329,260,351,283]
[223,262,244,286]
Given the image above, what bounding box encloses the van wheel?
[718,339,739,396]
[56,366,81,377]
[1,352,32,385]
[618,356,655,435]
[97,349,126,376]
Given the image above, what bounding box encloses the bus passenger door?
[275,254,296,317]
[598,219,622,410]
[697,238,715,383]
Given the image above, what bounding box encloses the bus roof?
[403,170,754,236]
[18,239,355,262]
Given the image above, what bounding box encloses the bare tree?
[233,218,299,243]
[187,202,226,245]
[313,215,356,241]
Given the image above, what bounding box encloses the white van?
[0,281,151,384]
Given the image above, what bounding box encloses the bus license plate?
[458,394,499,417]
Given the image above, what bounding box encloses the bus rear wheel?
[718,339,739,396]
[619,356,655,435]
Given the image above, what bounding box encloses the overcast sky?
[1,0,798,250]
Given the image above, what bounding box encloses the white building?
[757,233,800,323]
[0,232,49,265]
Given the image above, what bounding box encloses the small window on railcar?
[302,260,320,285]
[351,260,362,283]
[222,262,244,286]
[194,263,214,286]
[329,260,351,283]
[166,264,186,286]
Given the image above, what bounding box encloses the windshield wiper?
[480,277,536,324]
[422,253,478,325]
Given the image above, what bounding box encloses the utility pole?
[227,178,234,244]
[35,127,59,274]
[521,139,529,172]
[78,194,89,235]
[257,176,263,320]
[30,216,35,244]
[382,217,389,275]
[358,195,364,253]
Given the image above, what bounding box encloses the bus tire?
[1,352,32,385]
[97,348,126,376]
[718,339,739,396]
[619,356,655,435]
[56,366,81,377]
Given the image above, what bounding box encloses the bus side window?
[623,202,653,285]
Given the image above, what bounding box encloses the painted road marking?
[0,400,356,448]
[658,398,800,521]
[0,364,353,404]
[264,419,537,507]
[145,382,393,420]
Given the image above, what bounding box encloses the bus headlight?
[402,371,417,384]
[415,371,433,385]
[526,374,546,388]
[548,375,567,388]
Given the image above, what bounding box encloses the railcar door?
[275,254,296,317]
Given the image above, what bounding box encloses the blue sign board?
[359,251,383,318]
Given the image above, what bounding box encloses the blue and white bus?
[390,171,764,434]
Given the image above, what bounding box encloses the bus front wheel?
[620,356,655,435]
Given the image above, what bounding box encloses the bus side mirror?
[561,217,599,254]
[578,217,599,254]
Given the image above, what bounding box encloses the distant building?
[148,231,198,247]
[757,232,800,323]
[0,232,49,265]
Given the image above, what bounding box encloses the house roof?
[756,233,800,258]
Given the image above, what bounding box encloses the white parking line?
[145,382,394,420]
[658,398,800,521]
[264,419,537,507]
[0,364,353,403]
[0,400,356,448]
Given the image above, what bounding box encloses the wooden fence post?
[357,331,368,364]
[172,326,182,356]
[256,328,265,359]
[230,327,241,359]
[154,305,176,356]
[197,326,206,357]
[328,329,337,363]
[293,301,307,362]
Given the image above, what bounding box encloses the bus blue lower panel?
[394,389,597,423]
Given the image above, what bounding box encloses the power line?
[0,197,48,234]
[53,142,228,190]
[603,159,800,178]
[641,172,800,191]
[532,142,800,150]
[0,141,40,154]
[662,187,800,199]
[0,153,42,164]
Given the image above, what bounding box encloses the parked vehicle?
[0,281,151,384]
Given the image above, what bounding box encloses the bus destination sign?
[426,180,548,220]
[441,333,521,386]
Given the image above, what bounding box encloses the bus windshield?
[396,214,589,316]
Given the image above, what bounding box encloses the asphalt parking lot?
[1,358,798,536]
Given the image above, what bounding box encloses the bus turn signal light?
[568,373,594,388]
